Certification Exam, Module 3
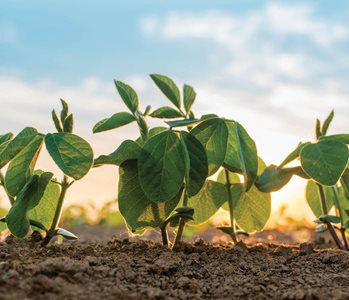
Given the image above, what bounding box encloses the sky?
[1,0,349,222]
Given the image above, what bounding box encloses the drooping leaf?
[150,74,181,109]
[6,172,53,238]
[4,135,44,196]
[188,180,228,225]
[191,118,228,176]
[235,185,271,233]
[118,160,180,231]
[94,140,142,167]
[278,142,311,168]
[305,180,334,217]
[93,112,137,133]
[45,133,94,180]
[183,84,196,113]
[321,110,334,136]
[149,106,183,119]
[28,172,60,231]
[166,118,200,128]
[114,80,139,114]
[0,127,38,169]
[300,141,349,186]
[180,131,208,197]
[224,120,258,191]
[138,130,185,203]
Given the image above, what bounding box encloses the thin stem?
[172,190,188,249]
[225,169,238,244]
[316,183,344,250]
[42,175,69,246]
[160,225,169,247]
[0,171,15,205]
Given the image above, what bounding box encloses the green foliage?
[150,74,181,109]
[93,112,137,133]
[150,106,183,119]
[305,180,334,217]
[114,80,139,114]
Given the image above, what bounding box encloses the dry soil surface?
[1,237,349,300]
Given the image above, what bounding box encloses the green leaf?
[114,80,139,114]
[278,142,311,168]
[56,228,78,240]
[201,114,219,120]
[321,110,334,136]
[93,112,137,133]
[235,185,271,233]
[305,180,334,217]
[188,180,228,225]
[45,133,94,180]
[0,133,13,146]
[51,110,63,132]
[179,131,208,197]
[28,172,60,231]
[138,130,185,203]
[320,134,349,145]
[333,186,349,225]
[6,172,53,238]
[0,208,7,232]
[0,127,38,169]
[136,127,167,146]
[224,121,258,191]
[315,224,328,233]
[300,141,349,186]
[315,118,322,139]
[217,169,241,185]
[183,84,196,113]
[150,74,181,109]
[94,140,142,167]
[60,99,69,123]
[255,165,295,192]
[4,135,44,196]
[166,118,200,128]
[319,214,341,224]
[340,169,349,200]
[63,113,74,133]
[118,160,180,231]
[191,118,228,176]
[149,106,183,119]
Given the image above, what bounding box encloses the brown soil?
[1,236,349,300]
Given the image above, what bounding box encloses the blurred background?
[1,0,348,226]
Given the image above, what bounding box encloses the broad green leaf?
[136,127,167,146]
[256,165,295,192]
[217,169,241,185]
[300,141,349,186]
[321,110,334,136]
[0,127,38,169]
[138,130,185,203]
[94,140,142,167]
[150,74,181,109]
[235,185,271,233]
[0,133,13,146]
[166,118,200,128]
[118,160,180,231]
[201,114,219,120]
[149,106,183,119]
[93,112,137,133]
[183,84,196,113]
[180,131,208,197]
[320,134,349,145]
[5,135,44,196]
[45,133,94,180]
[224,121,258,191]
[305,180,334,217]
[6,172,53,238]
[278,142,311,168]
[114,80,139,113]
[188,180,228,225]
[28,173,60,231]
[191,118,228,176]
[217,169,241,211]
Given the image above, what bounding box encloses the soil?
[1,234,349,300]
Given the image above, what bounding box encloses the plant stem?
[316,183,344,250]
[225,169,238,244]
[160,225,169,247]
[0,171,15,205]
[331,186,349,250]
[172,190,188,249]
[42,175,69,246]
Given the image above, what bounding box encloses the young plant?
[0,100,94,245]
[93,75,208,248]
[256,110,349,250]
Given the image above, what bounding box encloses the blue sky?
[1,0,349,220]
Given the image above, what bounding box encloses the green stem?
[0,171,15,205]
[42,175,69,246]
[225,169,238,244]
[316,183,344,250]
[172,190,188,249]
